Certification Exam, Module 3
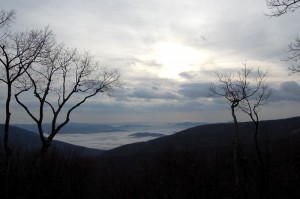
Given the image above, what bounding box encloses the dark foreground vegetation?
[1,117,300,199]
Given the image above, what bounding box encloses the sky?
[1,0,300,124]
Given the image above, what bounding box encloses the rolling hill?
[0,124,104,156]
[1,116,300,157]
[101,116,300,157]
[1,116,300,198]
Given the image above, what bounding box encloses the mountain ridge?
[0,124,104,156]
[101,116,300,157]
[1,116,299,157]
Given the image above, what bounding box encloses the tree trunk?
[35,138,51,168]
[40,138,51,156]
[254,122,266,199]
[4,83,12,169]
[231,105,241,195]
[254,122,264,176]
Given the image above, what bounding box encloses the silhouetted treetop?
[266,0,300,16]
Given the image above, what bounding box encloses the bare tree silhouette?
[282,37,300,75]
[266,0,300,16]
[266,0,300,75]
[0,9,15,40]
[14,43,122,154]
[209,64,269,195]
[0,26,53,166]
[238,67,271,198]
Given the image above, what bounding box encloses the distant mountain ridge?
[128,132,165,138]
[3,116,300,158]
[13,123,126,134]
[101,116,300,157]
[13,122,205,134]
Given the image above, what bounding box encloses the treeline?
[1,129,300,199]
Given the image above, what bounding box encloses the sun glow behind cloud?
[154,41,204,80]
[1,0,300,125]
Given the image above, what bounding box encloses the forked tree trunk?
[35,138,52,168]
[40,136,52,157]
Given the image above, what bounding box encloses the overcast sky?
[1,0,300,124]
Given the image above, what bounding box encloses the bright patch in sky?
[155,41,202,79]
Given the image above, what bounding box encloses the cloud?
[178,72,195,80]
[178,83,211,99]
[130,88,179,100]
[272,81,300,101]
[2,0,300,124]
[112,76,183,101]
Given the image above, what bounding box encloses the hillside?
[2,116,299,157]
[1,116,300,198]
[101,116,300,157]
[0,125,104,156]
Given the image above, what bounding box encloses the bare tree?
[266,0,300,16]
[209,64,268,194]
[282,37,300,75]
[0,27,53,162]
[0,9,15,156]
[15,44,121,154]
[266,0,300,75]
[238,68,271,198]
[0,9,15,40]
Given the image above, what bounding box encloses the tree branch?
[266,0,300,16]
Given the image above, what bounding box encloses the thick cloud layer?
[1,0,300,124]
[272,81,300,101]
